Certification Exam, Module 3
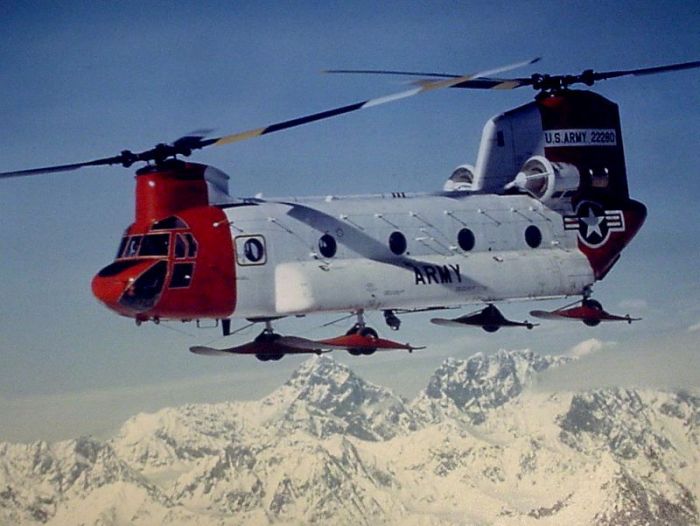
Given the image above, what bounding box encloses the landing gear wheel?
[582,299,603,310]
[254,332,281,343]
[359,327,378,339]
[359,327,378,355]
[347,326,378,356]
[254,331,283,360]
[582,299,603,327]
[255,352,283,361]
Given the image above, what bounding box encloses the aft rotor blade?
[212,57,540,146]
[590,59,700,81]
[324,66,537,91]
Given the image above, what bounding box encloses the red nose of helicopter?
[92,259,167,318]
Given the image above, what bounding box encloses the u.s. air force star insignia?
[563,201,625,248]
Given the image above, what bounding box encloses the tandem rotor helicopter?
[3,58,699,361]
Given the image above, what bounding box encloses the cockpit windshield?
[117,233,170,259]
[139,234,170,256]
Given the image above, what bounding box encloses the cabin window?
[236,235,267,265]
[389,231,407,255]
[458,228,475,251]
[244,238,264,262]
[525,225,542,248]
[318,234,337,258]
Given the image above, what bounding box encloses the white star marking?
[581,208,604,238]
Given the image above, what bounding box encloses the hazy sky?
[1,1,699,442]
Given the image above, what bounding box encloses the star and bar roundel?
[563,201,625,248]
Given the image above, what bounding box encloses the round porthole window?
[244,238,265,262]
[525,225,542,248]
[389,231,407,255]
[457,228,475,251]
[318,234,337,258]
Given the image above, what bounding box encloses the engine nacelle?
[443,164,475,192]
[505,156,579,205]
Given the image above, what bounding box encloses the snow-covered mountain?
[1,351,698,525]
[412,349,569,424]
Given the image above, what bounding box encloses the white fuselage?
[221,191,594,318]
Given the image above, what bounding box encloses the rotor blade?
[324,69,463,79]
[591,59,700,81]
[324,69,535,90]
[212,57,540,146]
[430,77,532,90]
[0,155,125,179]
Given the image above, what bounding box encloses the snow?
[1,350,698,525]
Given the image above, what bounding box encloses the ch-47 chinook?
[3,59,699,361]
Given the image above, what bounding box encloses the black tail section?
[538,90,629,206]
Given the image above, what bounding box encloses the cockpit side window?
[175,234,187,259]
[184,233,198,258]
[116,237,128,259]
[125,236,143,257]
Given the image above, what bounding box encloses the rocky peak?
[559,388,675,461]
[262,356,419,441]
[0,436,164,525]
[412,349,567,424]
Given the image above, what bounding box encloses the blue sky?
[1,1,699,441]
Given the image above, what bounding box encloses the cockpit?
[94,215,200,315]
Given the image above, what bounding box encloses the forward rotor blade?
[1,58,541,178]
[212,57,540,146]
[0,156,124,179]
[324,68,463,79]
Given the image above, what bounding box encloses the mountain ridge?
[1,349,698,525]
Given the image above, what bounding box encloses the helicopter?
[2,58,698,361]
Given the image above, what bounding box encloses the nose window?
[119,261,168,312]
